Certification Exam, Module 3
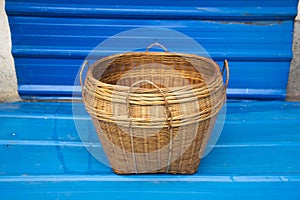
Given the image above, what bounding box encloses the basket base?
[92,114,217,176]
[111,161,200,175]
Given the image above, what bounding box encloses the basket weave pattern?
[82,49,228,174]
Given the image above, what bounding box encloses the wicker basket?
[81,43,229,174]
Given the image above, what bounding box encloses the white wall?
[287,0,300,101]
[0,0,20,102]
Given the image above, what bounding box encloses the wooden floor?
[0,101,300,199]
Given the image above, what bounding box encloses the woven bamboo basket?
[80,43,229,174]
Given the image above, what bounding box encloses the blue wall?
[5,0,298,99]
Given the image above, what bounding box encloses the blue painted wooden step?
[0,101,300,199]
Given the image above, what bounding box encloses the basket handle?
[79,60,89,89]
[146,43,168,52]
[221,60,230,88]
[126,79,173,173]
[126,80,173,125]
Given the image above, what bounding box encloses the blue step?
[0,101,300,199]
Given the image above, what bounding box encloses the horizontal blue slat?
[5,0,299,7]
[0,175,300,199]
[5,2,297,20]
[14,58,291,87]
[16,85,287,100]
[11,46,293,61]
[8,17,293,56]
[14,57,290,99]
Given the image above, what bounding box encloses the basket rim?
[85,51,223,91]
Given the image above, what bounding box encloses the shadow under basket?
[81,43,229,174]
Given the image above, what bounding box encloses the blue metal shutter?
[5,0,298,99]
